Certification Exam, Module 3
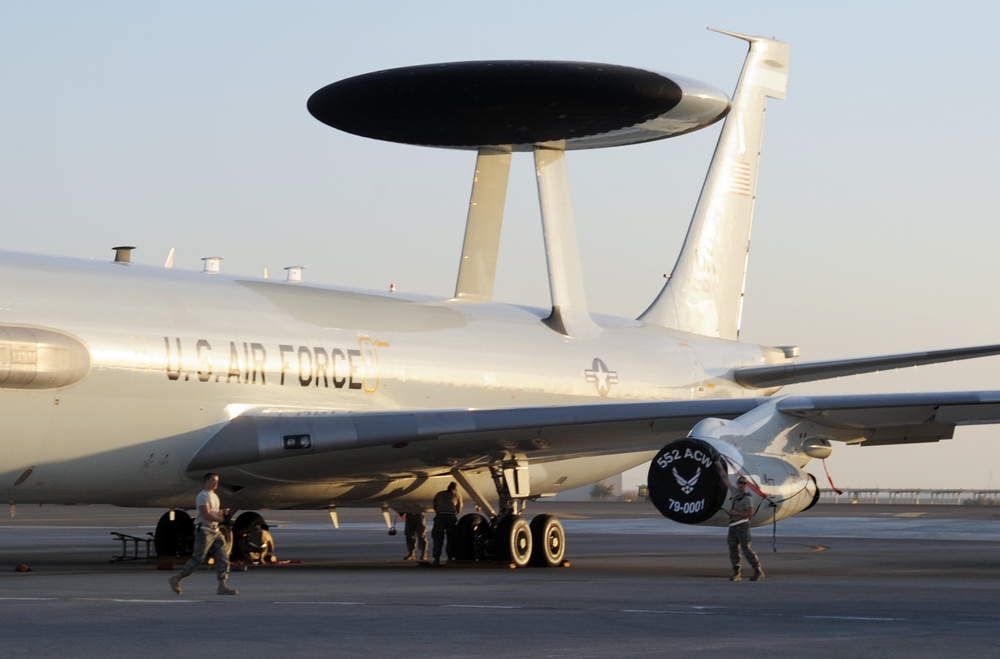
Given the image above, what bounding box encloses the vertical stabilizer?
[639,30,790,339]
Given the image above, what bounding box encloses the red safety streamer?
[721,455,768,498]
[822,458,843,495]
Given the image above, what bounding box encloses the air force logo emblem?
[673,466,701,495]
[584,357,619,397]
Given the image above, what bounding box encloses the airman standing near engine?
[727,476,764,582]
[431,483,463,566]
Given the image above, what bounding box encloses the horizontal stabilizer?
[734,344,1000,389]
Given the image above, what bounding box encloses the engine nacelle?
[647,437,819,527]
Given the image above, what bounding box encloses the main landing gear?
[154,509,194,557]
[154,509,263,561]
[451,460,567,568]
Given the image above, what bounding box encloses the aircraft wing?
[190,391,1000,481]
[772,391,1000,446]
[189,398,764,480]
[734,344,1000,389]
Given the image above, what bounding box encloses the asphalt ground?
[2,501,1000,658]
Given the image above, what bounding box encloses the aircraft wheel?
[529,514,565,567]
[230,511,266,561]
[232,511,265,533]
[154,510,194,557]
[454,512,487,560]
[499,515,533,568]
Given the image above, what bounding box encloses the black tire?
[529,514,566,567]
[454,513,487,560]
[230,511,265,561]
[232,511,265,533]
[154,510,194,557]
[499,515,533,568]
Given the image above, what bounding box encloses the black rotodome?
[307,61,684,149]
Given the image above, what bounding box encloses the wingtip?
[707,27,783,44]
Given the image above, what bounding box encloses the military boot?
[729,567,742,582]
[168,575,183,595]
[217,580,239,595]
[750,568,765,582]
[404,551,415,560]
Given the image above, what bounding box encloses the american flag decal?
[724,160,752,196]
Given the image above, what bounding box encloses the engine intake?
[647,438,729,524]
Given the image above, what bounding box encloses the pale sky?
[3,2,1000,490]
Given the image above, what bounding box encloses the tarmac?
[2,501,1000,658]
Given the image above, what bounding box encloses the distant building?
[558,473,623,501]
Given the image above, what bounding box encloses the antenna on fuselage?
[112,245,135,264]
[202,257,222,274]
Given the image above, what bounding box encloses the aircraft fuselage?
[0,252,776,509]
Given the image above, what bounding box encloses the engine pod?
[647,438,728,524]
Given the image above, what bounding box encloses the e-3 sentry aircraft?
[4,29,1000,568]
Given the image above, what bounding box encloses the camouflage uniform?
[403,512,427,560]
[431,484,463,564]
[168,475,238,596]
[727,490,763,580]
